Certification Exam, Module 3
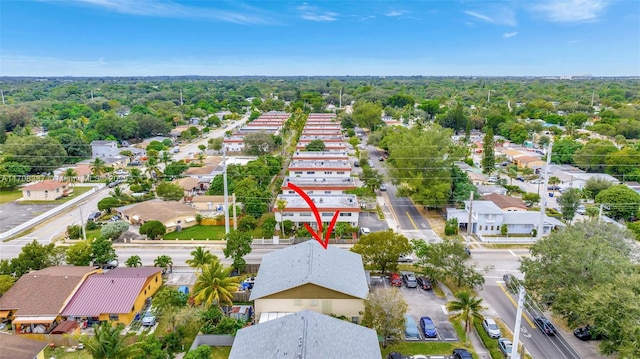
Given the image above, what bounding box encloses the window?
[300,213,312,217]
[283,213,294,217]
[26,191,31,197]
[351,317,359,324]
[288,191,295,194]
[294,300,302,306]
[309,300,318,306]
[340,213,352,217]
[177,220,182,224]
[294,171,303,175]
[324,191,331,194]
[324,171,332,175]
[337,171,345,175]
[322,213,333,217]
[479,225,483,231]
[491,226,494,231]
[307,171,315,175]
[109,314,119,321]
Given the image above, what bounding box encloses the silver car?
[482,318,501,338]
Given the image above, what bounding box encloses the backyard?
[163,225,226,240]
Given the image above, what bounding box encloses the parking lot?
[359,211,389,233]
[371,274,458,342]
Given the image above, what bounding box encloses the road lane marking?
[497,282,536,329]
[405,211,418,230]
[441,304,449,315]
[509,250,517,257]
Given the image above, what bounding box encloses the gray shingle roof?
[249,241,369,300]
[229,310,381,359]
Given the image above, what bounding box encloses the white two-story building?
[273,194,360,228]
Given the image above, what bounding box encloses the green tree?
[275,198,288,236]
[412,238,484,289]
[154,255,173,274]
[208,137,223,152]
[192,256,239,308]
[91,237,117,268]
[2,135,68,174]
[557,188,582,221]
[582,177,613,200]
[361,288,408,348]
[446,290,485,333]
[520,220,634,322]
[81,321,141,359]
[0,275,17,296]
[8,240,61,277]
[481,128,495,174]
[305,139,326,151]
[184,345,212,359]
[572,139,618,172]
[242,131,276,156]
[100,221,129,240]
[140,221,166,239]
[90,157,108,177]
[164,160,188,177]
[125,255,142,267]
[552,138,583,164]
[353,101,383,131]
[97,197,120,212]
[418,99,441,119]
[522,192,541,207]
[350,230,411,275]
[595,184,640,221]
[156,182,185,201]
[237,216,258,232]
[604,146,640,179]
[65,239,93,266]
[134,335,167,359]
[223,230,253,273]
[149,286,188,331]
[186,247,214,274]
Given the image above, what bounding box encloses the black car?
[534,316,557,336]
[416,276,433,290]
[574,325,606,341]
[464,246,471,256]
[452,348,473,359]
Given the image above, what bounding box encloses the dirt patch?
[416,206,447,237]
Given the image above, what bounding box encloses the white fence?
[0,184,104,241]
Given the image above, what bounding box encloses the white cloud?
[59,0,273,24]
[503,31,518,38]
[385,10,405,17]
[531,0,609,23]
[297,3,338,22]
[464,7,517,26]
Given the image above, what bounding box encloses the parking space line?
[405,211,418,230]
[508,250,517,257]
[497,282,536,329]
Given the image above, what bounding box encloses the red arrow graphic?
[286,183,340,249]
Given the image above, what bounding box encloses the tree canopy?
[350,230,411,274]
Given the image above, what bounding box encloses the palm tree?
[125,255,142,267]
[161,150,172,166]
[154,255,173,274]
[63,168,78,182]
[186,247,214,274]
[145,157,162,181]
[128,168,144,185]
[91,158,107,178]
[446,290,485,333]
[275,198,288,237]
[506,165,518,185]
[193,256,239,308]
[109,187,126,203]
[81,321,141,359]
[548,176,561,193]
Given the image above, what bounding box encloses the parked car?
[419,317,438,338]
[576,205,587,215]
[574,325,606,341]
[379,183,387,191]
[464,246,471,256]
[390,272,402,287]
[141,313,156,327]
[452,348,473,359]
[530,178,544,184]
[367,160,374,167]
[401,272,418,288]
[516,176,525,182]
[397,254,412,263]
[498,338,513,356]
[404,315,420,340]
[360,227,371,235]
[482,318,502,338]
[114,169,128,175]
[416,276,433,290]
[379,157,384,161]
[87,212,102,222]
[354,160,360,167]
[534,316,557,336]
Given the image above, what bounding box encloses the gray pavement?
[0,201,59,233]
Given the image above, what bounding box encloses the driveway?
[359,211,389,233]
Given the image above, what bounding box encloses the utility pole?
[179,89,184,106]
[79,206,87,241]
[487,90,491,103]
[223,145,230,235]
[537,142,553,240]
[233,193,237,230]
[510,286,526,359]
[467,191,474,237]
[339,88,342,109]
[599,203,604,222]
[0,90,5,105]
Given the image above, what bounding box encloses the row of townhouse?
[274,113,361,230]
[223,111,290,152]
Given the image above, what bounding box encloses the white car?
[530,179,544,184]
[360,227,371,235]
[482,318,502,338]
[141,314,156,327]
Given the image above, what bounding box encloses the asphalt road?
[173,116,248,161]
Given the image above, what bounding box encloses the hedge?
[472,317,504,359]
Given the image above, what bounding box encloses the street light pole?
[223,144,230,235]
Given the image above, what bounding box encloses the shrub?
[444,218,459,235]
[67,225,82,239]
[237,215,258,232]
[500,224,508,236]
[140,220,166,239]
[473,317,504,359]
[85,220,98,231]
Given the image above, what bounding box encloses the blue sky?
[1,0,639,76]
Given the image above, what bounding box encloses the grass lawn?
[0,190,23,204]
[380,341,476,357]
[163,225,226,240]
[44,347,93,359]
[211,346,232,359]
[18,186,93,205]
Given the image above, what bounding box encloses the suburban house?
[90,140,120,158]
[273,194,360,228]
[513,155,546,171]
[0,266,99,334]
[282,177,357,194]
[173,177,210,196]
[229,310,381,359]
[77,155,130,169]
[187,195,235,213]
[549,164,620,189]
[21,180,71,201]
[116,199,199,232]
[446,200,565,237]
[474,184,508,196]
[0,334,48,359]
[250,241,369,324]
[61,267,162,326]
[483,194,528,211]
[53,165,92,183]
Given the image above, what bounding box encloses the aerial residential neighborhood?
[0,75,639,359]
